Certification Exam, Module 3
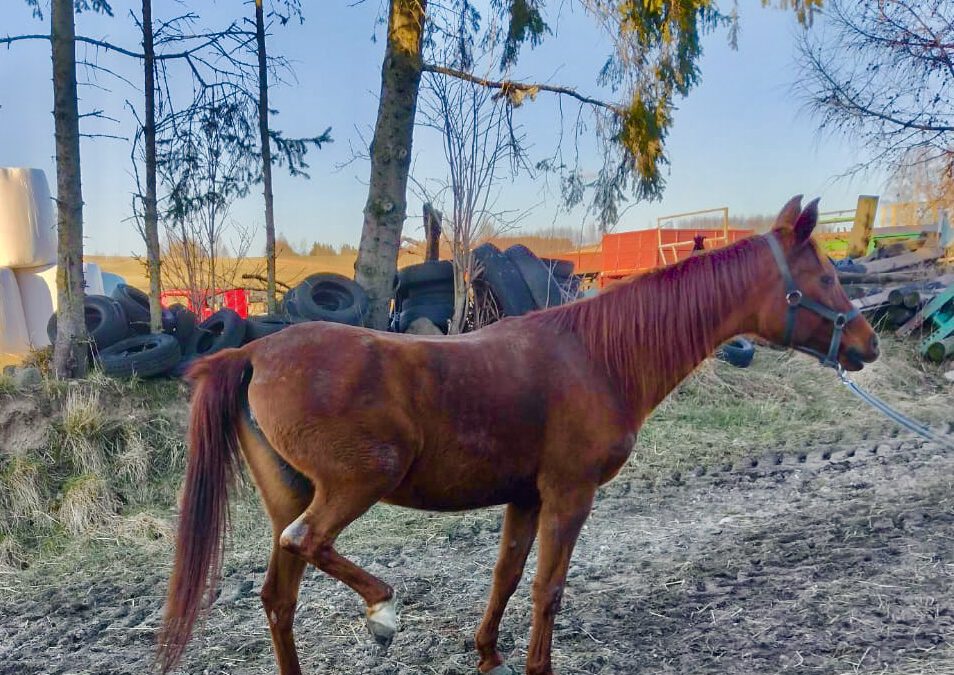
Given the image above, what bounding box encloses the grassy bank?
[0,336,949,581]
[0,374,186,572]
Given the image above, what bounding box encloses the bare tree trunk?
[142,0,162,332]
[354,0,426,329]
[255,0,278,313]
[51,0,87,378]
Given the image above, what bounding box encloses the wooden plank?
[839,270,932,284]
[852,287,897,312]
[861,246,941,274]
[848,195,879,258]
[423,203,442,262]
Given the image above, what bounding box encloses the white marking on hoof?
[366,599,399,646]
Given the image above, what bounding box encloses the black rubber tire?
[717,337,756,368]
[111,284,151,333]
[245,314,295,342]
[541,258,574,279]
[96,333,181,378]
[167,304,197,350]
[505,245,564,309]
[396,261,454,298]
[399,302,455,333]
[280,289,303,320]
[473,243,536,317]
[290,273,369,325]
[401,285,455,307]
[46,295,129,350]
[183,308,247,360]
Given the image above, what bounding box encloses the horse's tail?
[157,348,250,673]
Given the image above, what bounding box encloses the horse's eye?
[821,274,834,287]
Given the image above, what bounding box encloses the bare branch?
[422,62,623,115]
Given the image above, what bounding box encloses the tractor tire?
[111,284,151,333]
[472,243,535,317]
[97,333,181,378]
[47,294,129,351]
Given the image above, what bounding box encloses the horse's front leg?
[475,501,541,674]
[525,486,595,675]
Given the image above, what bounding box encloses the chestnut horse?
[159,196,879,675]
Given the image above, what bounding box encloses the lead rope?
[833,365,954,451]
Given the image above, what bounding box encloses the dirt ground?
[2,427,952,674]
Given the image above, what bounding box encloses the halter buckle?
[786,290,802,306]
[834,313,847,328]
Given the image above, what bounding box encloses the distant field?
[88,236,577,293]
[87,253,364,293]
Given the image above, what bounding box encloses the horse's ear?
[793,197,820,245]
[773,195,803,232]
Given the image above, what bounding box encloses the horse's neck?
[549,238,771,423]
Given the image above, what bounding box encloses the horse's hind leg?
[261,544,307,674]
[237,415,313,675]
[279,472,404,647]
[476,502,540,674]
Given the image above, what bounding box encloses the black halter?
[766,234,860,368]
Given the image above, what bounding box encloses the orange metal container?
[553,226,754,287]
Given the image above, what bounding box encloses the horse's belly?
[382,456,537,511]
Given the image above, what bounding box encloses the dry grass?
[57,474,118,535]
[0,376,186,565]
[115,428,151,499]
[0,373,16,396]
[113,510,173,543]
[0,534,26,572]
[0,457,44,534]
[59,388,110,474]
[630,335,953,480]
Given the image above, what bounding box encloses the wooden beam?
[423,203,442,262]
[847,195,879,258]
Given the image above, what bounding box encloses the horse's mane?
[534,235,771,410]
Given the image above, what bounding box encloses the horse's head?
[753,195,880,371]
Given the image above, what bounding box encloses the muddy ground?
[2,430,952,675]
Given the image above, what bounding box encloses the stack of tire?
[472,243,578,317]
[393,260,456,333]
[46,285,183,379]
[279,273,369,326]
[391,245,579,334]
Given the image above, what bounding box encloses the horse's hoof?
[366,599,398,648]
[484,666,514,675]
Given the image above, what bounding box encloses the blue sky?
[1,1,884,256]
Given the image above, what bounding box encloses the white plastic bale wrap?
[102,271,125,296]
[83,261,105,296]
[0,267,30,356]
[0,168,57,269]
[15,264,57,347]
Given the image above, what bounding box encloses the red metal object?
[160,288,250,319]
[552,227,755,287]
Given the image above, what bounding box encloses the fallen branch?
[241,273,291,291]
